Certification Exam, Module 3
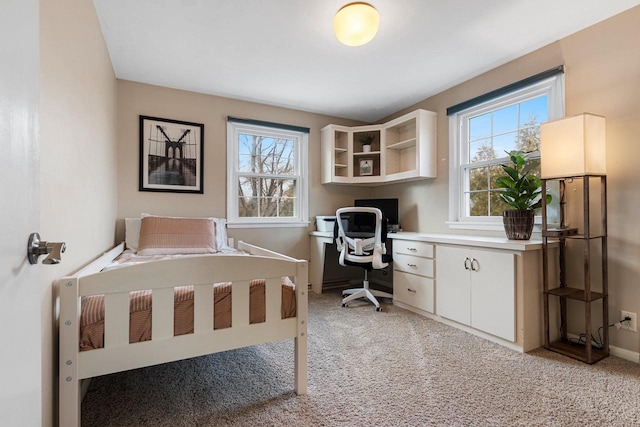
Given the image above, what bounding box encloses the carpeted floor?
[81,288,640,426]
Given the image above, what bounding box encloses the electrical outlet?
[621,311,637,332]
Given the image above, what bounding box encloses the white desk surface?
[308,230,544,294]
[310,230,543,251]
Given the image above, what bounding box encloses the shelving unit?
[541,174,609,364]
[332,127,349,179]
[320,109,436,185]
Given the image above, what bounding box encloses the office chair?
[334,207,393,311]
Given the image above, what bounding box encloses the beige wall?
[30,3,640,425]
[116,81,367,257]
[40,0,118,425]
[116,7,640,354]
[371,7,640,353]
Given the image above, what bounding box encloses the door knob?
[27,232,66,265]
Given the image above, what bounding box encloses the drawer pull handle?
[471,258,479,272]
[407,263,417,268]
[464,257,471,270]
[407,288,417,293]
[408,247,418,252]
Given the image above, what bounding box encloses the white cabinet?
[321,109,436,185]
[436,245,515,341]
[392,239,435,314]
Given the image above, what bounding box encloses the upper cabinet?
[321,109,437,185]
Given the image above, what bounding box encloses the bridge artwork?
[139,116,204,193]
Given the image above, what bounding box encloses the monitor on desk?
[354,198,399,229]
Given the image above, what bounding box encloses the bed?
[58,215,308,427]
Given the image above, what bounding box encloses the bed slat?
[194,284,214,333]
[104,293,130,348]
[265,277,282,323]
[231,280,250,328]
[152,287,175,340]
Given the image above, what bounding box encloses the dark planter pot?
[503,209,535,240]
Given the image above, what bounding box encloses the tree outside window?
[237,134,296,218]
[464,95,548,218]
[227,120,308,227]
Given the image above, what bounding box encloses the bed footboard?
[58,243,308,427]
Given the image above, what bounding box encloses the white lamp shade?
[334,2,380,47]
[540,113,606,178]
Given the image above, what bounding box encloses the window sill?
[227,220,310,229]
[447,220,544,233]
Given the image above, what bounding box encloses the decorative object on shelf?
[540,113,609,364]
[496,150,551,240]
[333,2,380,47]
[139,115,204,194]
[359,158,373,176]
[358,132,375,152]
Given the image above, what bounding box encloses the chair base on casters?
[341,273,393,311]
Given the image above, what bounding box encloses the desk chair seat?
[335,207,393,311]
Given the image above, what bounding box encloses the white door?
[0,1,42,426]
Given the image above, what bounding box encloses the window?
[448,71,564,230]
[227,118,309,228]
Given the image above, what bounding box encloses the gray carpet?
[81,289,640,426]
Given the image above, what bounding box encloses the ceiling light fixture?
[333,2,380,47]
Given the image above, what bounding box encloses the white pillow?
[213,217,229,249]
[124,217,142,251]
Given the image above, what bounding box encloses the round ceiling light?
[333,2,380,47]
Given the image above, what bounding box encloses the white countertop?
[310,230,543,251]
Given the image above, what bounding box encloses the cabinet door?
[435,246,471,326]
[470,249,515,341]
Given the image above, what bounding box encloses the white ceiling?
[93,0,640,123]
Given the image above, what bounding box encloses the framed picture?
[359,158,373,176]
[139,116,204,193]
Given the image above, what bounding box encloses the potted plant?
[358,133,375,152]
[495,150,551,240]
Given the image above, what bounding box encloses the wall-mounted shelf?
[320,109,437,185]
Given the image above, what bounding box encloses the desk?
[309,230,396,294]
[310,230,546,353]
[309,231,334,294]
[309,231,544,294]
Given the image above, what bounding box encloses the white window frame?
[447,75,565,231]
[226,120,309,228]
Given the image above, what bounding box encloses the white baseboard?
[563,332,640,364]
[394,302,640,364]
[80,378,91,401]
[610,344,640,364]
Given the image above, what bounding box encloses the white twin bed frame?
[58,241,308,427]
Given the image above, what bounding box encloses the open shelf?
[387,137,416,150]
[544,286,604,301]
[320,109,436,185]
[546,340,609,364]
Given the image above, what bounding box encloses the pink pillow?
[137,216,217,255]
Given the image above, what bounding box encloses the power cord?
[569,316,631,349]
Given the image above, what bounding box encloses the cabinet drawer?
[393,253,434,277]
[394,271,434,313]
[393,240,434,258]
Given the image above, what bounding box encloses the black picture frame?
[139,115,204,194]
